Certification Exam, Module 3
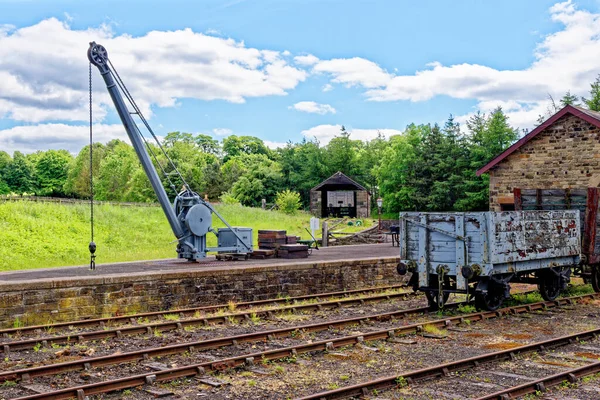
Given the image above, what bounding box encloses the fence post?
[322,221,328,247]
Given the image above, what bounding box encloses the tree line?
[2,77,599,214]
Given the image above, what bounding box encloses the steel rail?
[0,299,447,383]
[0,284,408,337]
[8,293,598,400]
[0,287,416,353]
[475,361,600,400]
[294,325,600,400]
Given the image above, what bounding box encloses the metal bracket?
[403,218,470,243]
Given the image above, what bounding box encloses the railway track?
[0,298,455,382]
[0,284,408,337]
[4,292,598,400]
[476,361,600,400]
[296,325,600,400]
[0,285,417,352]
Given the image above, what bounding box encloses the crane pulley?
[87,42,252,261]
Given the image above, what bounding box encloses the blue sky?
[1,0,600,153]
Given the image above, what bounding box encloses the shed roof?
[312,171,367,192]
[476,105,600,176]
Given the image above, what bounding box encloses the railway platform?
[0,243,402,328]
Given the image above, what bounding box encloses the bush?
[276,190,301,215]
[219,191,241,206]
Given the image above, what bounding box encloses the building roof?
[311,171,368,192]
[476,105,600,176]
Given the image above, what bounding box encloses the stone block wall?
[489,114,600,211]
[0,257,402,328]
[310,190,321,217]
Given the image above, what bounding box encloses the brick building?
[310,171,371,218]
[477,105,600,211]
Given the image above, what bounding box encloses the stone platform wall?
[0,257,402,328]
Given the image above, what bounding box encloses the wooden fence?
[0,195,160,208]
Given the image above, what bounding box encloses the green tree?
[201,159,225,200]
[231,176,264,206]
[560,90,580,107]
[275,190,301,215]
[95,141,139,201]
[221,157,247,193]
[230,154,283,206]
[63,143,106,198]
[222,135,270,161]
[0,151,11,172]
[454,107,518,211]
[355,132,388,206]
[278,139,328,206]
[325,126,361,176]
[377,124,422,212]
[35,150,73,196]
[4,151,36,194]
[0,151,12,195]
[195,134,220,155]
[583,74,600,111]
[0,179,9,195]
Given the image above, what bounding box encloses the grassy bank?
[0,202,372,271]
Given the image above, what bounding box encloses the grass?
[421,324,447,336]
[0,201,374,271]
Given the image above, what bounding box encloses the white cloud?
[313,57,392,89]
[0,18,308,125]
[322,83,333,92]
[0,123,127,154]
[310,1,600,130]
[212,128,233,136]
[301,124,402,145]
[293,54,319,66]
[264,140,287,149]
[289,101,336,115]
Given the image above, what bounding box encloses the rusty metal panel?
[514,188,522,211]
[489,211,580,264]
[585,188,599,259]
[515,187,598,264]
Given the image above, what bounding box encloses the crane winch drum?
[87,42,252,261]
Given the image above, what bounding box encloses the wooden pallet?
[215,253,250,261]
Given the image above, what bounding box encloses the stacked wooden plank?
[249,249,276,259]
[286,235,299,244]
[258,230,287,250]
[278,244,309,259]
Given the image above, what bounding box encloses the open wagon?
[397,210,584,310]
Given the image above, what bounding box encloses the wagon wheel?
[425,290,450,311]
[538,273,562,301]
[592,266,600,293]
[474,291,503,311]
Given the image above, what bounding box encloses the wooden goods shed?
[310,171,370,218]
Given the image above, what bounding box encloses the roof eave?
[476,105,600,176]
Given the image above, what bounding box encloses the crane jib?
[87,42,253,260]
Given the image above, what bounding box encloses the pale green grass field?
[0,202,372,271]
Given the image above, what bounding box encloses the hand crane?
[87,42,252,261]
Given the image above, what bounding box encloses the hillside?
[0,201,371,271]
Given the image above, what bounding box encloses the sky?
[1,0,600,154]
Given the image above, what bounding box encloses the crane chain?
[89,62,96,270]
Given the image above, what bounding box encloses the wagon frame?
[398,210,585,310]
